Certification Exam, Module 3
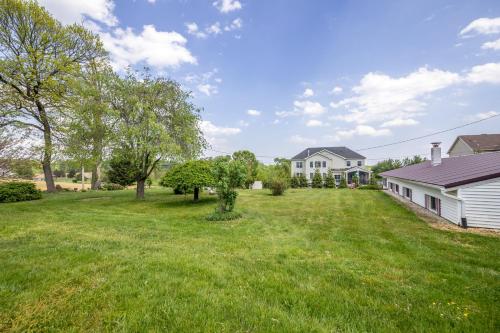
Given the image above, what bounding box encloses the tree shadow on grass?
[155,195,218,208]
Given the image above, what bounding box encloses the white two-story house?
[291,147,371,185]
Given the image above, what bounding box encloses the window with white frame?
[296,161,303,168]
[334,175,341,183]
[403,187,412,200]
[346,161,351,167]
[310,161,313,168]
[315,161,321,168]
[322,173,326,178]
[357,161,362,166]
[310,173,313,179]
[296,172,303,177]
[322,161,326,168]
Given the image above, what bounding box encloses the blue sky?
[40,0,500,163]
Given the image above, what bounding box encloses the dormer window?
[346,161,351,167]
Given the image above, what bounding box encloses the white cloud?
[482,38,500,50]
[38,0,118,26]
[466,62,500,84]
[213,0,242,13]
[197,83,218,96]
[199,120,241,136]
[302,88,314,98]
[100,25,196,70]
[465,111,499,121]
[225,18,243,31]
[331,67,461,124]
[206,22,222,35]
[327,125,391,142]
[293,100,326,116]
[238,120,249,127]
[381,118,419,127]
[460,17,500,36]
[330,86,343,94]
[185,22,207,39]
[275,110,297,118]
[147,0,156,3]
[247,109,261,116]
[306,119,327,127]
[289,135,317,145]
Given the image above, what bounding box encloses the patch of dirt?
[383,190,500,237]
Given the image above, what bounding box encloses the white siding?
[459,179,500,229]
[448,138,473,157]
[385,177,461,225]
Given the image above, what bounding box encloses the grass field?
[0,189,498,332]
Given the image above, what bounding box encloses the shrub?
[290,176,299,188]
[0,182,42,203]
[269,177,288,196]
[212,157,246,213]
[103,183,125,191]
[107,155,137,187]
[358,184,381,190]
[338,174,347,188]
[311,169,323,188]
[298,174,308,188]
[55,184,63,191]
[352,174,359,187]
[205,210,242,221]
[324,169,335,188]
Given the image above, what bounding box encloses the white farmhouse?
[381,143,500,229]
[291,147,371,185]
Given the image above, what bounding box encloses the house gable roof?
[291,147,365,160]
[380,151,500,188]
[447,134,500,154]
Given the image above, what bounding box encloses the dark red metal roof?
[380,151,500,188]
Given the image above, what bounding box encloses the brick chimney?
[431,142,442,166]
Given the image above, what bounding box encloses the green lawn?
[0,189,498,332]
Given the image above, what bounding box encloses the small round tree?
[311,169,323,188]
[160,160,214,201]
[324,169,335,188]
[212,157,246,212]
[339,174,347,188]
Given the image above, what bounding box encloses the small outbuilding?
[381,143,500,229]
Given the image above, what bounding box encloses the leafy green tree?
[112,69,205,199]
[64,60,117,190]
[311,169,323,188]
[212,157,245,212]
[107,153,137,187]
[0,0,105,192]
[232,150,258,188]
[324,169,335,188]
[160,160,214,201]
[11,159,34,179]
[371,156,425,178]
[298,174,308,188]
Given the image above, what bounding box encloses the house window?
[346,161,351,167]
[395,184,399,194]
[315,161,321,168]
[296,161,303,168]
[310,161,313,168]
[322,161,326,168]
[296,172,303,177]
[357,161,362,166]
[403,187,412,200]
[383,179,387,188]
[310,173,313,179]
[334,175,341,184]
[322,173,326,178]
[425,194,441,216]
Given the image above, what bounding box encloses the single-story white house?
[381,143,500,229]
[291,146,371,185]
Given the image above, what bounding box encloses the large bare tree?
[0,0,105,191]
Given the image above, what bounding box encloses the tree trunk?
[194,187,199,201]
[41,121,56,193]
[81,165,85,191]
[136,179,145,199]
[91,161,101,190]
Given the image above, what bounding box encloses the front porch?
[345,167,371,185]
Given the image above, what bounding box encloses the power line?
[355,113,500,152]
